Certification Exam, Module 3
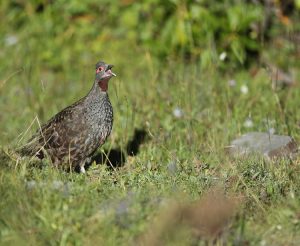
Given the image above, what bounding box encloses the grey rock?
[25,180,71,196]
[167,161,178,175]
[26,180,37,190]
[52,180,64,190]
[115,199,130,217]
[227,132,298,159]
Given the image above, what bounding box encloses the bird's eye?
[96,67,103,73]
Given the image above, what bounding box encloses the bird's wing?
[40,104,88,150]
[19,98,89,159]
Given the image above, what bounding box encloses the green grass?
[1,8,300,245]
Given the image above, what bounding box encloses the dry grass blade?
[0,68,23,91]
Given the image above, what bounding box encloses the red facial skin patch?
[96,67,103,74]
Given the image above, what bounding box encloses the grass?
[1,12,300,246]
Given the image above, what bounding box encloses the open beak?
[106,64,116,77]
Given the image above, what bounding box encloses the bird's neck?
[86,81,108,101]
[98,78,109,92]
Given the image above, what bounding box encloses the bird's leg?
[80,166,86,174]
[80,164,86,174]
[79,157,92,174]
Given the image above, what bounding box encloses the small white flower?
[244,118,253,128]
[268,127,275,135]
[228,79,236,87]
[173,107,183,118]
[240,85,249,94]
[219,52,227,61]
[5,35,18,46]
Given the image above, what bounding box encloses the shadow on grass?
[90,128,148,170]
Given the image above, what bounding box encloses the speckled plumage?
[20,61,115,172]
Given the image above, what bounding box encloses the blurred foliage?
[0,0,299,70]
[131,0,264,67]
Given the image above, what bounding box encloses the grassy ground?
[1,14,300,246]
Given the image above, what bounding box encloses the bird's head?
[95,61,116,92]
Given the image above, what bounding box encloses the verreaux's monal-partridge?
[20,61,116,173]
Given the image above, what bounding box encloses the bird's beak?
[106,64,116,77]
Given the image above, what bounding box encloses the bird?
[19,61,116,173]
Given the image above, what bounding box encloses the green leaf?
[231,39,245,64]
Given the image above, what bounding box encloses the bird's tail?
[0,146,15,164]
[16,136,45,159]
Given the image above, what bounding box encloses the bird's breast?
[83,99,113,148]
